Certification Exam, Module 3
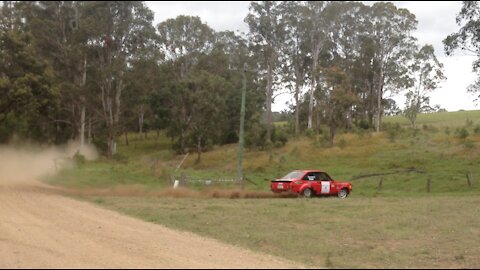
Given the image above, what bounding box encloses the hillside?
[47,110,480,196]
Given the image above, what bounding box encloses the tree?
[245,1,285,142]
[444,1,480,102]
[157,15,215,152]
[0,1,59,142]
[23,1,93,146]
[187,70,230,163]
[304,1,336,130]
[83,1,157,157]
[279,1,309,135]
[320,67,359,146]
[124,48,163,138]
[404,45,445,129]
[368,2,417,132]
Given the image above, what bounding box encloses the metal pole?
[237,63,247,190]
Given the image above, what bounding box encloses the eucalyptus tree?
[404,45,445,129]
[304,1,336,130]
[157,15,215,80]
[279,1,309,135]
[321,66,359,146]
[21,1,96,146]
[156,15,215,153]
[325,1,369,129]
[82,1,157,157]
[368,2,418,132]
[444,1,480,102]
[0,1,59,142]
[245,1,286,142]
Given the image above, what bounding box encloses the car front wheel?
[337,188,348,199]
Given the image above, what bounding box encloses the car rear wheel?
[337,188,348,199]
[302,188,313,198]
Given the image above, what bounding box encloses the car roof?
[299,170,326,173]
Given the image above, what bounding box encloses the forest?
[1,1,477,160]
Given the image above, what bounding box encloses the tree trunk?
[294,82,300,135]
[138,108,144,136]
[124,129,129,146]
[196,135,202,164]
[87,116,92,145]
[376,69,384,132]
[78,55,87,147]
[79,105,85,147]
[308,49,319,130]
[265,60,273,143]
[329,124,336,147]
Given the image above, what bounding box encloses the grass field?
[84,194,480,268]
[45,109,480,268]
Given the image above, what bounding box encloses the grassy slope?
[49,110,480,196]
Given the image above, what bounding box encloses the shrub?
[338,138,347,149]
[383,122,402,142]
[455,127,469,140]
[73,151,86,165]
[474,125,480,134]
[445,127,451,136]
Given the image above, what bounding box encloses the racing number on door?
[321,181,330,194]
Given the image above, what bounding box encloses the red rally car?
[270,170,352,198]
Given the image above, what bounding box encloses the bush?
[383,122,402,142]
[338,138,347,149]
[113,153,129,164]
[245,124,288,149]
[474,125,480,134]
[73,151,86,165]
[445,127,451,136]
[455,127,469,139]
[422,124,438,133]
[357,119,371,130]
[305,128,315,138]
[272,127,288,148]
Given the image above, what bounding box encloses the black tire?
[337,188,349,199]
[302,188,314,198]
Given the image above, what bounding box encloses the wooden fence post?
[466,172,473,188]
[377,178,383,191]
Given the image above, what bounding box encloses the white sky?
[145,1,479,112]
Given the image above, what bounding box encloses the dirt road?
[0,183,302,269]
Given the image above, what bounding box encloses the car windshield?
[282,171,304,179]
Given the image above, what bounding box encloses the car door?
[302,172,319,194]
[318,172,334,195]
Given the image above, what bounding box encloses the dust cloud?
[0,141,98,185]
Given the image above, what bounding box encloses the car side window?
[318,172,331,181]
[303,173,316,181]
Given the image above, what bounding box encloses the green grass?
[384,109,480,128]
[84,194,480,268]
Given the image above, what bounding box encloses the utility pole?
[237,63,247,190]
